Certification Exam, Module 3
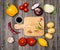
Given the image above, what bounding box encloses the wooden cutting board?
[14,17,44,36]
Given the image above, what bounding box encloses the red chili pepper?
[8,22,20,34]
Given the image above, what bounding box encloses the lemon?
[38,38,48,47]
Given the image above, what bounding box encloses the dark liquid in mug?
[16,17,22,23]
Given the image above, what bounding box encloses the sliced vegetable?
[6,4,18,17]
[44,4,55,13]
[8,22,20,34]
[34,7,43,16]
[31,3,43,16]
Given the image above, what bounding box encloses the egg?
[48,28,55,34]
[47,22,54,28]
[45,33,53,39]
[7,37,14,43]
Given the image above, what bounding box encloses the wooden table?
[0,0,60,50]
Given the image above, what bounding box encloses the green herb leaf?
[39,22,41,26]
[36,26,43,30]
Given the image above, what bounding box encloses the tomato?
[19,5,24,10]
[18,38,27,46]
[23,2,28,7]
[24,8,28,12]
[27,38,36,46]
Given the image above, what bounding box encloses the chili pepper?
[6,3,18,17]
[8,22,20,34]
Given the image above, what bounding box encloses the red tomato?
[27,38,36,46]
[24,8,28,12]
[19,5,24,10]
[18,38,27,46]
[23,2,28,7]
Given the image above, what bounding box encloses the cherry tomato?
[19,5,24,10]
[18,38,27,46]
[23,2,28,7]
[27,38,36,46]
[24,8,28,12]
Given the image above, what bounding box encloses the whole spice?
[8,22,20,34]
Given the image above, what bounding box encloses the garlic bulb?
[7,37,14,43]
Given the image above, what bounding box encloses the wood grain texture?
[0,0,60,50]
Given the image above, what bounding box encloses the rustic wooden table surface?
[0,0,60,50]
